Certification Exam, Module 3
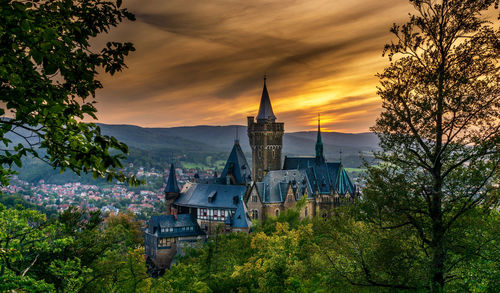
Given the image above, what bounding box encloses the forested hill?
[98,123,380,159]
[15,124,380,184]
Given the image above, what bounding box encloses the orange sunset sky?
[91,0,494,133]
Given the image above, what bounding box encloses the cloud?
[92,0,413,132]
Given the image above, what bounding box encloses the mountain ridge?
[97,123,380,155]
[14,123,380,183]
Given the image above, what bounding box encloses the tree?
[364,0,499,291]
[314,203,428,290]
[0,203,72,292]
[0,202,152,292]
[55,208,146,292]
[0,0,139,185]
[231,223,329,292]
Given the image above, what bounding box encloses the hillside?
[15,124,380,183]
[99,124,380,157]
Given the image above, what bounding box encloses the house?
[144,214,204,271]
[173,182,248,234]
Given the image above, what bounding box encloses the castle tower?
[164,163,180,215]
[247,77,284,182]
[315,114,325,163]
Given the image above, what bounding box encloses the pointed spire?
[231,197,252,228]
[256,75,277,122]
[315,113,324,161]
[218,140,251,185]
[165,163,180,194]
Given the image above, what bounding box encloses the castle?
[144,78,357,270]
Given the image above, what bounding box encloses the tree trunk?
[431,230,445,292]
[430,174,445,292]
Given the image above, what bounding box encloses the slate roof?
[146,214,203,238]
[338,167,355,195]
[256,78,276,122]
[283,157,355,195]
[217,140,251,185]
[175,182,247,209]
[231,199,252,228]
[164,163,180,194]
[283,157,315,169]
[256,169,312,203]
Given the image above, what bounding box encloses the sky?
[93,0,416,133]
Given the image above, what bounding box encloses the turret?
[164,163,180,215]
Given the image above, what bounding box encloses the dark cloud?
[92,0,413,132]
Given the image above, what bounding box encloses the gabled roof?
[175,182,247,209]
[283,157,316,170]
[165,163,180,194]
[217,140,251,185]
[231,199,252,228]
[146,214,203,238]
[257,169,312,203]
[283,157,355,195]
[338,167,355,195]
[311,164,331,194]
[256,78,276,122]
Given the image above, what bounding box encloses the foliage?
[0,203,68,292]
[315,203,428,290]
[0,203,149,292]
[152,263,212,293]
[357,0,499,290]
[0,0,140,185]
[232,223,327,292]
[1,199,499,292]
[163,232,253,292]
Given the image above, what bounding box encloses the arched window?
[275,209,280,216]
[252,210,259,220]
[304,207,308,217]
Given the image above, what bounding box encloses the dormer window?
[208,191,217,203]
